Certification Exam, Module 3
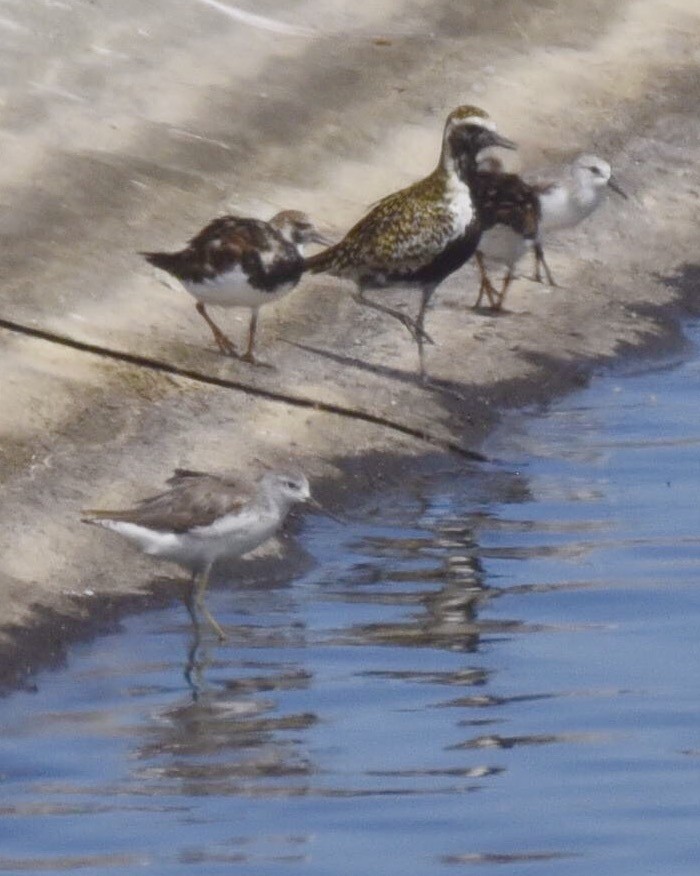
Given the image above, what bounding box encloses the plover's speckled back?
[142,211,330,365]
[304,105,516,381]
[83,469,313,640]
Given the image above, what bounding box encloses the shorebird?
[303,105,516,381]
[470,156,541,310]
[470,153,627,308]
[528,153,628,284]
[82,469,314,640]
[142,210,330,365]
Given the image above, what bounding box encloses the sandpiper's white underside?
[97,507,281,573]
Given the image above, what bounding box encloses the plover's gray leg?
[416,283,438,383]
[194,565,228,642]
[353,289,434,345]
[532,242,557,287]
[195,302,239,357]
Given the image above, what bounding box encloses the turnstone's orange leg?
[474,252,501,309]
[533,242,557,286]
[195,302,238,357]
[352,289,434,345]
[493,269,515,311]
[240,309,258,365]
[240,310,274,368]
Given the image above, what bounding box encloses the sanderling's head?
[573,155,627,198]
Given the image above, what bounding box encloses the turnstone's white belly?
[184,268,295,309]
[479,224,529,268]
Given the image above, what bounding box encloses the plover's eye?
[589,166,603,175]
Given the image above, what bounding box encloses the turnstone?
[470,156,541,310]
[527,153,628,283]
[142,210,330,365]
[82,468,314,640]
[303,105,516,380]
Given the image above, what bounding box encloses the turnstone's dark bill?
[303,105,516,381]
[471,156,541,311]
[142,210,330,365]
[82,469,314,640]
[528,154,628,283]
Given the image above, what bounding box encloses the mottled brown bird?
[304,106,516,380]
[143,210,329,365]
[470,157,543,311]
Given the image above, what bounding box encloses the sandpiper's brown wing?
[143,217,302,290]
[165,468,210,485]
[84,473,251,533]
[305,172,460,277]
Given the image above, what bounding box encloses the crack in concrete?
[0,317,487,463]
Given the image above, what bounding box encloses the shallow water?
[2,323,700,875]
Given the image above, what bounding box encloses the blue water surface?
[1,322,699,875]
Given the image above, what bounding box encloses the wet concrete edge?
[2,266,697,695]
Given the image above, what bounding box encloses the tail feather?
[303,244,344,275]
[81,509,129,525]
[141,250,187,276]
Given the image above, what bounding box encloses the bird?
[303,105,516,381]
[142,210,330,365]
[527,153,628,284]
[470,155,541,310]
[470,153,628,308]
[82,469,314,640]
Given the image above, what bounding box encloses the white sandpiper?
[527,153,628,283]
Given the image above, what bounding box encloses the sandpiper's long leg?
[416,283,438,383]
[474,252,500,309]
[195,302,238,357]
[353,289,434,345]
[183,578,205,697]
[194,564,228,642]
[533,242,557,287]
